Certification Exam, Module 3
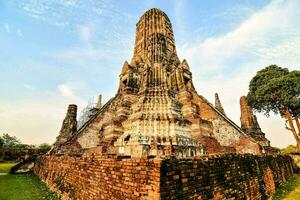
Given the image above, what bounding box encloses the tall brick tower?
[53,8,263,158]
[115,8,202,157]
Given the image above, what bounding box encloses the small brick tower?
[240,96,270,147]
[51,104,77,153]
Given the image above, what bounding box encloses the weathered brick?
[33,154,294,200]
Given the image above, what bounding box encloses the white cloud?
[59,0,77,7]
[3,24,24,37]
[12,0,119,28]
[17,29,24,37]
[78,24,93,44]
[179,0,300,74]
[177,0,300,148]
[23,84,34,90]
[58,84,74,97]
[4,23,10,33]
[58,82,86,98]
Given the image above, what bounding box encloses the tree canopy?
[38,143,52,151]
[247,65,299,116]
[0,136,4,147]
[280,145,298,154]
[247,65,300,149]
[1,133,21,148]
[0,133,51,150]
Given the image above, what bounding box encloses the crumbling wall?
[160,154,294,199]
[34,155,161,200]
[34,154,295,200]
[195,96,260,155]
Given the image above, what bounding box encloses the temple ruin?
[32,8,295,200]
[50,8,272,157]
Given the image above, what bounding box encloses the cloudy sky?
[0,0,299,148]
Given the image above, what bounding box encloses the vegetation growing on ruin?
[247,65,300,149]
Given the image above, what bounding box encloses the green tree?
[1,133,21,148]
[247,65,300,149]
[280,145,298,154]
[38,143,51,151]
[0,136,4,148]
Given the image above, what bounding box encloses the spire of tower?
[121,61,130,75]
[239,96,270,147]
[51,104,77,153]
[131,8,179,64]
[215,93,225,115]
[181,59,190,70]
[240,96,261,131]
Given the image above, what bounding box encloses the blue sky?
[0,0,299,147]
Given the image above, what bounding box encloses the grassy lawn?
[0,163,59,200]
[272,173,300,200]
[0,162,16,173]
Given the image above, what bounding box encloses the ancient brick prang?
[116,20,203,156]
[34,154,295,200]
[51,104,77,153]
[50,8,267,158]
[240,96,270,147]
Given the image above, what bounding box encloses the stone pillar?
[96,95,102,109]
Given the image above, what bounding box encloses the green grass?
[0,163,60,200]
[0,162,16,173]
[272,173,300,200]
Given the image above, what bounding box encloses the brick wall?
[34,154,295,200]
[33,155,161,200]
[160,154,294,199]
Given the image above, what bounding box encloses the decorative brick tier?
[34,154,295,200]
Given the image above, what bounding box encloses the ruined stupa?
[240,96,270,148]
[31,8,294,200]
[51,8,272,157]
